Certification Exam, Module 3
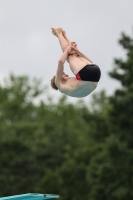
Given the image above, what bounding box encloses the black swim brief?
[76,64,101,82]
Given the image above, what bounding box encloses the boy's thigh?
[67,55,87,75]
[78,56,93,65]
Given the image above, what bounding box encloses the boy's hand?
[71,42,77,47]
[67,44,73,53]
[68,42,78,54]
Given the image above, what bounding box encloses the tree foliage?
[86,32,133,200]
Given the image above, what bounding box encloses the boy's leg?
[51,28,69,52]
[51,28,87,75]
[62,31,78,49]
[62,29,93,64]
[51,28,78,54]
[62,30,71,45]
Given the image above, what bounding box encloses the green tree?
[87,32,133,200]
[0,74,99,199]
[109,32,133,145]
[0,72,111,199]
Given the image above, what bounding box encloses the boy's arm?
[55,45,71,88]
[55,61,64,89]
[59,45,71,63]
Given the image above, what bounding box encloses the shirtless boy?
[50,28,101,98]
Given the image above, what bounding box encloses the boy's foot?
[51,27,63,37]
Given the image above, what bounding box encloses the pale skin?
[51,28,98,98]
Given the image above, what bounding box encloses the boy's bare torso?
[57,54,98,98]
[59,77,98,98]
